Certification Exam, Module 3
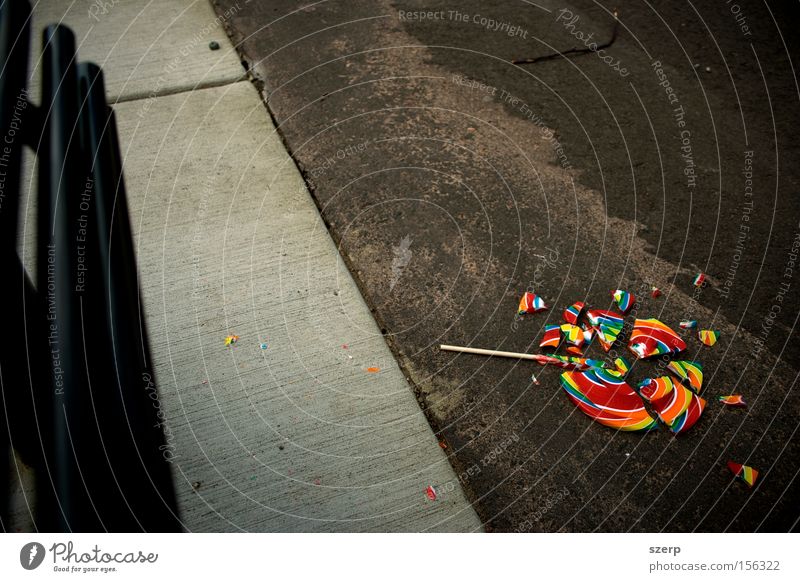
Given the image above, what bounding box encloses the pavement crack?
[512,11,620,66]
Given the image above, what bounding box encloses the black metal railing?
[1,0,180,532]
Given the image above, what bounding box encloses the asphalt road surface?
[213,0,800,532]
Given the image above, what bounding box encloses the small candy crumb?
[698,330,720,346]
[518,291,547,314]
[718,395,747,407]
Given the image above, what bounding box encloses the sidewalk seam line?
[112,74,248,104]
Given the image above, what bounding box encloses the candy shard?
[425,485,438,500]
[638,376,676,402]
[224,334,239,346]
[612,289,635,314]
[534,354,606,371]
[650,382,689,422]
[648,380,705,433]
[718,395,747,407]
[563,301,586,325]
[698,330,720,346]
[727,461,759,487]
[651,286,662,298]
[693,273,706,287]
[668,392,706,434]
[519,292,547,314]
[679,320,698,329]
[539,324,561,349]
[666,360,703,392]
[614,357,631,374]
[587,309,624,352]
[560,369,658,432]
[560,323,585,346]
[628,318,686,359]
[582,358,608,370]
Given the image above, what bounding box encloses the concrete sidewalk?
[11,0,480,532]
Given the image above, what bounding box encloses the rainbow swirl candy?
[561,323,585,346]
[563,301,585,325]
[628,318,686,359]
[559,369,659,432]
[612,289,635,314]
[638,376,676,402]
[518,292,547,314]
[698,330,720,346]
[539,324,561,349]
[727,461,758,487]
[718,395,747,407]
[667,360,703,392]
